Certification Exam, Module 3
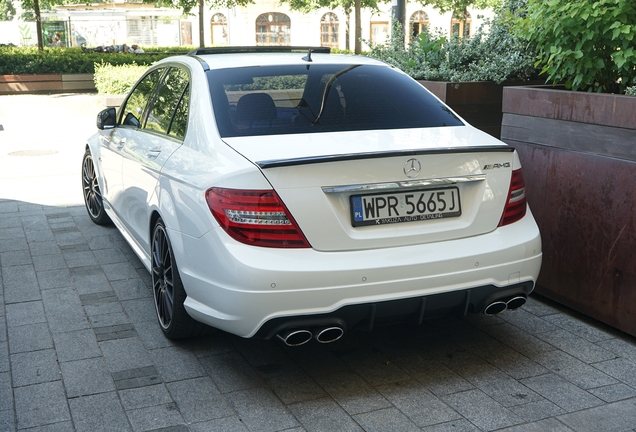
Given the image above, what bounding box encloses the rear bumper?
[175,209,542,338]
[252,281,534,339]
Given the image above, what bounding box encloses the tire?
[82,149,111,225]
[151,218,208,339]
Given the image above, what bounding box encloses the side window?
[145,67,190,138]
[120,68,165,127]
[169,84,190,139]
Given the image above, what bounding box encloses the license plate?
[351,187,461,227]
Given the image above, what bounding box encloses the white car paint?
[84,49,542,341]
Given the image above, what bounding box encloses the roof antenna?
[302,48,313,63]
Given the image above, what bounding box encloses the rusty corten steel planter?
[502,86,636,337]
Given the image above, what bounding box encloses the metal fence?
[60,17,192,48]
[0,17,193,48]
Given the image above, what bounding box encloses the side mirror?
[96,108,116,130]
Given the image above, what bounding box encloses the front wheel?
[81,149,111,225]
[151,218,208,339]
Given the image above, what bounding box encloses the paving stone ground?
[1,94,636,431]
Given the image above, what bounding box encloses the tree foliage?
[151,0,253,14]
[284,0,380,12]
[516,0,636,92]
[415,0,503,18]
[0,0,16,21]
[282,0,383,53]
[146,0,254,48]
[19,0,88,20]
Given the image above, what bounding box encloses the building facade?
[205,0,493,50]
[1,0,493,49]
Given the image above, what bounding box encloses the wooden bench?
[0,73,96,95]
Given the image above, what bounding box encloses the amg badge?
[483,162,511,170]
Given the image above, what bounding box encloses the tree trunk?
[354,0,361,54]
[345,9,350,51]
[198,0,205,48]
[461,7,468,38]
[33,0,43,51]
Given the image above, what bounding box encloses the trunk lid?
[222,126,516,252]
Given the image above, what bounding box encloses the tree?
[153,0,253,47]
[416,0,502,33]
[0,0,16,21]
[417,0,502,17]
[20,0,91,49]
[283,0,383,54]
[20,0,45,49]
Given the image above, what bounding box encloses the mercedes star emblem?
[403,158,421,178]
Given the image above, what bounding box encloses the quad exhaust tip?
[315,326,344,344]
[506,296,527,310]
[484,296,527,316]
[277,325,345,346]
[484,301,508,316]
[276,329,313,346]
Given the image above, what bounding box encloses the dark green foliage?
[516,0,636,93]
[366,0,537,83]
[0,46,190,75]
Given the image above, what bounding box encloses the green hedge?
[0,46,191,75]
[93,61,147,95]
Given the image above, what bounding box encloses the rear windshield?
[207,64,463,138]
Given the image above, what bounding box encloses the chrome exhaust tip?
[276,329,313,346]
[314,326,344,344]
[484,301,507,316]
[506,296,527,310]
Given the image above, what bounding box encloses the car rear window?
[208,64,463,138]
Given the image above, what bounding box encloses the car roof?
[181,47,389,71]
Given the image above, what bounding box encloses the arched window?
[410,11,429,42]
[320,12,339,48]
[256,13,291,46]
[370,15,389,45]
[210,13,228,46]
[451,11,471,38]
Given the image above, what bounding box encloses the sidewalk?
[1,94,636,432]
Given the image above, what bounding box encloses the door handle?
[115,137,127,150]
[147,147,162,158]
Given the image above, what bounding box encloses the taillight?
[205,188,310,248]
[498,168,527,227]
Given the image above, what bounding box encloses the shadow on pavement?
[2,199,636,431]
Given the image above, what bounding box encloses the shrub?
[516,0,636,93]
[0,46,188,75]
[365,0,537,83]
[93,61,147,95]
[626,86,636,96]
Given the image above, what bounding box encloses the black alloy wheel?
[82,149,111,225]
[151,218,207,339]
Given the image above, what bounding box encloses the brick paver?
[1,94,636,431]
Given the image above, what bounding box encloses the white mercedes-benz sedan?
[82,47,542,345]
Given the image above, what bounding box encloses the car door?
[120,66,190,253]
[102,67,166,221]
